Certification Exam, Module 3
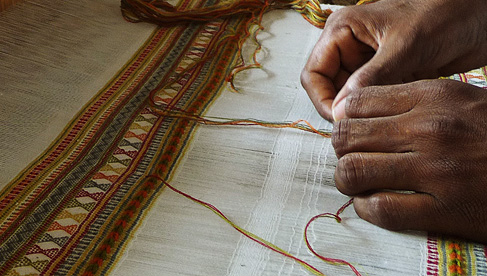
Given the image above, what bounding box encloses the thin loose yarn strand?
[150,175,327,276]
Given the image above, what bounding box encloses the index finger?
[301,23,376,121]
[300,37,341,121]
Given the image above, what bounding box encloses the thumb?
[331,47,404,121]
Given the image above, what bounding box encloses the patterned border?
[0,1,250,274]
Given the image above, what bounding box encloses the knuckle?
[330,6,356,21]
[326,8,347,25]
[299,65,312,94]
[418,115,465,141]
[325,6,361,31]
[300,68,310,89]
[332,118,352,157]
[367,195,402,230]
[345,89,365,116]
[418,79,450,102]
[335,154,364,195]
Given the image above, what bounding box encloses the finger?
[302,25,375,121]
[344,83,423,119]
[353,192,439,232]
[301,69,336,121]
[336,27,376,75]
[301,25,344,121]
[332,44,408,121]
[335,152,421,196]
[332,117,414,157]
[328,7,378,75]
[333,69,351,94]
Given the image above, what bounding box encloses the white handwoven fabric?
[0,0,155,186]
[112,7,426,276]
[0,2,427,275]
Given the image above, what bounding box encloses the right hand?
[331,79,487,243]
[301,0,487,121]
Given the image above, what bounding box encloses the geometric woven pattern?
[1,0,487,274]
[0,0,247,274]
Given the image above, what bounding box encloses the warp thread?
[147,104,332,138]
[144,100,358,275]
[144,74,363,275]
[149,174,360,276]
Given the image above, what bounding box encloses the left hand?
[301,0,487,122]
[332,79,487,242]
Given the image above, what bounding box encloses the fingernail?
[332,98,346,122]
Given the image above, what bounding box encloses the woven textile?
[1,0,487,275]
[0,0,246,274]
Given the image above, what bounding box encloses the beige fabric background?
[1,2,427,275]
[0,0,155,187]
[112,7,427,276]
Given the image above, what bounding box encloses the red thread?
[147,104,331,138]
[150,174,362,276]
[304,199,362,276]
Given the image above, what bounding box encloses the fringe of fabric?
[119,0,379,92]
[121,0,332,28]
[121,0,379,31]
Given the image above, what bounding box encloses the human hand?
[301,0,487,121]
[332,79,487,242]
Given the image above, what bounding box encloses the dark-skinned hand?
[301,0,487,121]
[333,79,487,243]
